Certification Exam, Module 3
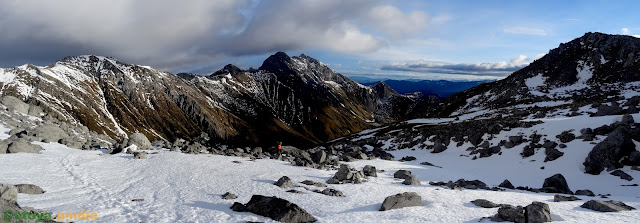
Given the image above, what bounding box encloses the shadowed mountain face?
[0,52,433,148]
[423,32,640,117]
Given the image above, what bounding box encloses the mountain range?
[0,52,437,148]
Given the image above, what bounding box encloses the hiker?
[277,141,282,150]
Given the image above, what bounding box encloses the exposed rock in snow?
[379,192,423,211]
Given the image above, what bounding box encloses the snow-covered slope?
[428,32,640,117]
[1,126,638,222]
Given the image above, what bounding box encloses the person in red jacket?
[277,141,282,150]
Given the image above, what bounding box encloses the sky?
[0,0,638,81]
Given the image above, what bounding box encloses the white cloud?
[533,53,546,61]
[622,28,630,35]
[503,26,547,36]
[0,0,431,71]
[365,5,429,39]
[380,55,536,77]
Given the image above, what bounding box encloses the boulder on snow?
[127,133,153,150]
[1,96,29,115]
[525,202,552,223]
[319,188,344,197]
[544,148,564,162]
[231,195,317,223]
[379,192,423,211]
[492,205,524,223]
[133,151,147,159]
[31,124,68,143]
[575,189,595,197]
[556,131,576,143]
[583,126,636,174]
[580,200,636,212]
[593,104,625,117]
[7,139,43,154]
[402,175,421,185]
[393,170,412,180]
[554,195,581,202]
[499,179,515,189]
[14,184,45,194]
[222,192,237,200]
[0,140,9,154]
[471,199,500,208]
[300,180,326,187]
[542,174,572,194]
[0,183,18,204]
[275,176,294,188]
[624,151,640,166]
[610,170,633,181]
[311,150,326,164]
[362,165,377,177]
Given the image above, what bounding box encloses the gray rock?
[542,174,572,194]
[362,165,377,177]
[594,104,625,116]
[556,131,576,143]
[1,96,29,115]
[402,175,421,185]
[625,151,640,166]
[554,195,581,202]
[333,165,354,182]
[182,142,206,154]
[575,189,595,197]
[584,126,636,174]
[620,114,635,125]
[275,176,294,188]
[492,205,524,223]
[379,192,423,211]
[300,180,326,187]
[320,188,344,197]
[499,179,515,189]
[133,151,147,159]
[30,124,68,143]
[251,147,263,154]
[509,136,523,144]
[14,184,45,194]
[232,195,317,223]
[610,170,633,181]
[393,170,412,180]
[312,150,326,164]
[471,199,499,208]
[525,202,552,223]
[0,140,8,154]
[432,143,447,153]
[0,184,18,204]
[127,133,152,150]
[580,200,636,212]
[544,148,564,162]
[8,139,43,154]
[222,192,237,200]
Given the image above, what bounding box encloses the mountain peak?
[211,64,244,76]
[259,52,295,74]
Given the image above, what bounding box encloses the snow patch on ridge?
[525,73,546,88]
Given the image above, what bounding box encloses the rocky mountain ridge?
[0,53,432,148]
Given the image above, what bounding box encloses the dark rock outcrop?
[584,126,636,174]
[230,195,317,223]
[542,174,572,194]
[379,192,423,211]
[580,200,636,212]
